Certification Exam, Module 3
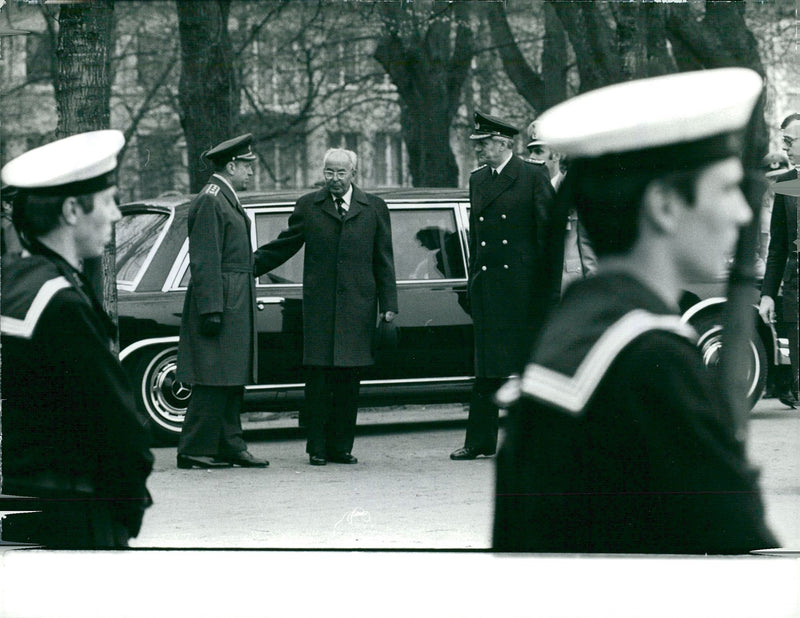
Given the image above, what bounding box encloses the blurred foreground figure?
[493,69,778,554]
[1,131,153,548]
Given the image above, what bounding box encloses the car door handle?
[257,296,285,310]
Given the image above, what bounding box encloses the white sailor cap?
[1,130,124,196]
[536,68,763,164]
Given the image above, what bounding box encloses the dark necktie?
[335,197,346,218]
[491,169,499,181]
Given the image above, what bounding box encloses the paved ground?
[130,397,800,550]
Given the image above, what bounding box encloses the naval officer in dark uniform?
[493,68,778,554]
[450,111,556,460]
[1,131,154,548]
[175,134,269,469]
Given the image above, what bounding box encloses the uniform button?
[501,214,507,220]
[503,264,509,269]
[481,266,487,271]
[479,216,484,222]
[502,239,508,245]
[480,241,486,247]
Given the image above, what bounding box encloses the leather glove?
[200,313,222,336]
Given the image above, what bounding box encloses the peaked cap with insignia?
[204,133,258,165]
[469,111,520,140]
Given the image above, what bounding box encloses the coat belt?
[221,263,253,273]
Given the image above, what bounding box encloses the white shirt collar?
[492,151,514,175]
[333,185,354,209]
[211,173,240,203]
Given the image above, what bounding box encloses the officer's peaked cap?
[204,133,258,164]
[535,68,762,168]
[470,111,519,140]
[1,130,124,196]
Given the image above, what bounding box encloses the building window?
[259,136,306,190]
[137,134,182,198]
[25,32,53,82]
[374,133,403,186]
[137,32,172,89]
[328,132,359,154]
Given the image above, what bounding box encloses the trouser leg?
[219,385,247,455]
[327,367,361,456]
[788,320,799,396]
[464,377,505,453]
[179,385,230,456]
[305,367,332,456]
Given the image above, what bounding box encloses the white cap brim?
[1,130,125,189]
[536,68,763,158]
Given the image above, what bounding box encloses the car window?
[254,210,304,285]
[115,211,170,288]
[390,207,466,281]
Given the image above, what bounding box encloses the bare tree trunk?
[374,2,473,187]
[176,0,238,193]
[54,0,118,353]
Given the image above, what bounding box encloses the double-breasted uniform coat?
[1,246,153,548]
[176,175,258,386]
[468,155,556,378]
[253,186,398,367]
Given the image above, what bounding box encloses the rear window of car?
[390,207,466,281]
[116,211,171,290]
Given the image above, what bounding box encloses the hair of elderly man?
[323,148,358,170]
[781,113,800,130]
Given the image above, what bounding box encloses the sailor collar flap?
[495,309,698,415]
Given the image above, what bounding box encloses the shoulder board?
[495,310,696,415]
[1,276,72,340]
[470,164,488,174]
[203,184,221,196]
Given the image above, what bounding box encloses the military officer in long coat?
[175,134,269,469]
[493,68,777,553]
[1,131,153,547]
[253,148,398,466]
[450,111,556,460]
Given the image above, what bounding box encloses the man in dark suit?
[759,113,799,409]
[450,111,556,460]
[175,134,269,469]
[254,148,398,466]
[1,131,153,547]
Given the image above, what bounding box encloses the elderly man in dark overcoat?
[175,134,269,469]
[450,111,556,460]
[254,148,398,466]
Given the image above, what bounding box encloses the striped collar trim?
[1,276,71,339]
[495,310,697,415]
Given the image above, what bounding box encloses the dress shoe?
[327,452,358,464]
[449,446,494,461]
[309,455,327,466]
[215,450,269,468]
[177,454,232,469]
[778,391,799,409]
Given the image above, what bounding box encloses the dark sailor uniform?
[1,247,154,548]
[493,273,778,554]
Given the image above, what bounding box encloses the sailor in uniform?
[1,131,154,548]
[493,69,779,554]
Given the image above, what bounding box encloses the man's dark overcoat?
[493,273,778,554]
[762,167,798,322]
[1,247,153,547]
[253,186,398,367]
[176,175,257,385]
[468,155,556,378]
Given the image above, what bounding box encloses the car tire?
[692,313,767,410]
[132,346,191,444]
